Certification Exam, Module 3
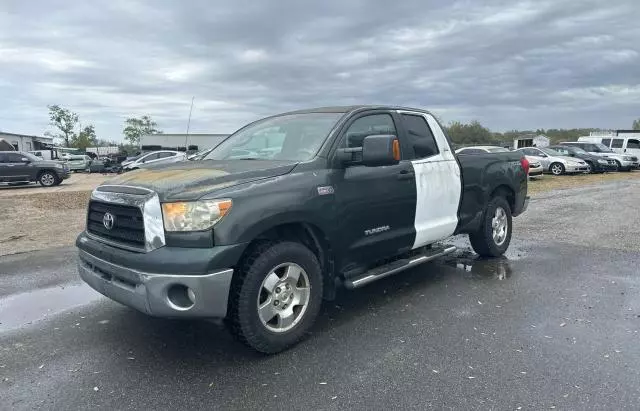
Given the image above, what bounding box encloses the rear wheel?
[469,196,512,257]
[550,162,564,176]
[38,171,58,187]
[226,241,323,354]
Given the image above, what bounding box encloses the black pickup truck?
[77,106,528,353]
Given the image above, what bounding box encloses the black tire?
[585,161,594,174]
[469,196,512,258]
[38,171,59,187]
[550,162,565,176]
[614,160,621,171]
[226,241,323,354]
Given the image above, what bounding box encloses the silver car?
[516,147,589,175]
[122,150,187,171]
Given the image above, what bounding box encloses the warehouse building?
[140,133,228,153]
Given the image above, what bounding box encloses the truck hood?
[103,159,298,201]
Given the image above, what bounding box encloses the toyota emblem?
[103,212,115,230]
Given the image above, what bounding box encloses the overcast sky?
[1,0,639,141]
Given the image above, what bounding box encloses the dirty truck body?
[77,106,528,353]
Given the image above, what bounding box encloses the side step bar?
[344,246,456,289]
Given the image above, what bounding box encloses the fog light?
[166,284,195,310]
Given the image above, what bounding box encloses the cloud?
[0,0,639,141]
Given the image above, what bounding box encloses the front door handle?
[397,170,415,180]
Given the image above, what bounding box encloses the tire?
[585,161,594,174]
[469,196,512,258]
[614,160,621,171]
[550,162,564,176]
[38,171,59,187]
[226,241,323,354]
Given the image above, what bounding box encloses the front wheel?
[226,241,323,354]
[469,196,512,257]
[38,171,58,187]
[550,162,565,176]
[585,162,594,173]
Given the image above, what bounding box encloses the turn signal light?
[392,139,401,161]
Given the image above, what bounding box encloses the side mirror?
[362,135,400,167]
[336,134,400,167]
[21,157,31,163]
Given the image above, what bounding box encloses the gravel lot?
[1,172,639,257]
[1,176,639,410]
[0,174,111,256]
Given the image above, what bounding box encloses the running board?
[344,245,456,289]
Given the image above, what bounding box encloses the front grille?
[87,201,145,248]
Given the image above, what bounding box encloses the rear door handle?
[397,170,415,180]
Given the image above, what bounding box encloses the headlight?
[161,199,232,232]
[623,156,633,161]
[55,163,63,169]
[597,159,608,164]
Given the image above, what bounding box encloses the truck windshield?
[204,113,343,162]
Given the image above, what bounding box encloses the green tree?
[446,120,495,146]
[123,115,162,147]
[633,119,640,130]
[48,105,79,147]
[71,125,98,150]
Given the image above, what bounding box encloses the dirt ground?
[1,171,639,256]
[0,173,111,256]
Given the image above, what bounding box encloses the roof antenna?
[183,96,195,151]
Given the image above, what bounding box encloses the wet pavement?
[1,179,640,410]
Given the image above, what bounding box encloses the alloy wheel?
[491,207,508,246]
[257,263,311,333]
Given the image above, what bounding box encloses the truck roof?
[280,105,434,116]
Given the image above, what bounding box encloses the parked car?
[548,145,616,173]
[516,147,589,175]
[560,142,638,171]
[77,105,529,353]
[455,146,543,179]
[0,151,70,186]
[578,135,640,160]
[66,155,93,172]
[121,150,187,171]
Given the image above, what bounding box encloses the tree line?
[46,104,640,150]
[46,105,162,150]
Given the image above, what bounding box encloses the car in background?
[455,146,543,179]
[578,135,640,160]
[122,150,187,171]
[516,147,589,175]
[560,142,638,171]
[0,151,70,186]
[548,145,615,173]
[66,155,93,172]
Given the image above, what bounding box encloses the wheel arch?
[490,184,515,213]
[235,220,336,301]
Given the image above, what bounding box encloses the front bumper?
[56,169,70,180]
[78,249,234,318]
[76,232,248,318]
[619,159,639,169]
[564,164,589,173]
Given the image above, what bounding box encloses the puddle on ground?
[439,255,514,281]
[0,283,103,332]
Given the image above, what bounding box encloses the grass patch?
[528,171,640,196]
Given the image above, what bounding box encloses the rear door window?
[611,139,624,148]
[601,139,611,147]
[626,139,640,149]
[400,114,439,159]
